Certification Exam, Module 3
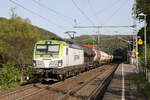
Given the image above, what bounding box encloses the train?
[32,40,113,81]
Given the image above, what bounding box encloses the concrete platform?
[103,64,140,100]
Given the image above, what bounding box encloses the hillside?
[0,17,60,40]
[34,26,60,40]
[73,34,133,54]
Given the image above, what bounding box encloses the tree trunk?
[20,66,24,84]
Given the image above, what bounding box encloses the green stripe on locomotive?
[33,40,69,58]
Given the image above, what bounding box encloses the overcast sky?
[1,0,138,38]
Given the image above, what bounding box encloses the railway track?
[25,64,117,100]
[87,64,118,100]
[57,69,106,100]
[12,80,65,100]
[58,64,117,100]
[0,64,118,100]
[0,83,47,100]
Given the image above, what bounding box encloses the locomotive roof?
[35,40,68,45]
[69,43,82,50]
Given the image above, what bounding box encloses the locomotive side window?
[66,48,68,55]
[74,55,80,60]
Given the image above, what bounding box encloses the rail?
[0,84,38,98]
[0,64,118,100]
[58,69,105,100]
[87,64,119,100]
[12,80,64,100]
[58,64,118,100]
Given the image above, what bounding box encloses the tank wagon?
[32,40,113,81]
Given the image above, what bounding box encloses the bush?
[24,66,34,82]
[140,45,150,69]
[0,62,20,89]
[136,74,150,99]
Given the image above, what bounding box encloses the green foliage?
[0,62,20,89]
[0,17,60,66]
[137,0,150,44]
[0,15,40,85]
[139,45,150,69]
[74,34,132,54]
[24,66,33,78]
[24,66,34,82]
[127,74,150,99]
[138,27,150,44]
[84,41,96,45]
[0,16,39,66]
[137,0,150,69]
[35,26,59,40]
[137,0,150,27]
[136,74,150,99]
[0,9,60,88]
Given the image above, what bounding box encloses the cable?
[9,0,66,30]
[87,0,100,24]
[71,0,95,25]
[103,0,128,25]
[95,0,121,16]
[32,0,74,22]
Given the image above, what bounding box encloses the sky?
[0,0,139,38]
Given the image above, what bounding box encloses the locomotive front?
[32,40,84,81]
[33,40,65,68]
[32,40,68,80]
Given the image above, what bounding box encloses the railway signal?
[138,38,143,45]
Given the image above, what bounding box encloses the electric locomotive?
[33,40,86,80]
[32,40,113,81]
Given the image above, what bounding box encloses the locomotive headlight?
[49,61,58,66]
[33,60,36,66]
[58,60,62,66]
[49,60,62,67]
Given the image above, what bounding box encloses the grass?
[0,82,20,90]
[127,73,150,99]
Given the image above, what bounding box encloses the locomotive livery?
[32,40,113,81]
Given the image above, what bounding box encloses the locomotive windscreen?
[36,44,60,55]
[47,44,60,54]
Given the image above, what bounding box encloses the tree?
[137,0,150,23]
[137,0,150,69]
[0,62,20,89]
[0,9,39,83]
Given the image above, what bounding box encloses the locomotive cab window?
[47,44,60,54]
[36,44,47,54]
[36,44,60,55]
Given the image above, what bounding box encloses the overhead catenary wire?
[32,0,87,37]
[87,0,100,25]
[71,0,96,38]
[71,0,95,25]
[93,0,121,25]
[32,0,74,23]
[9,0,66,30]
[103,0,128,25]
[95,0,121,16]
